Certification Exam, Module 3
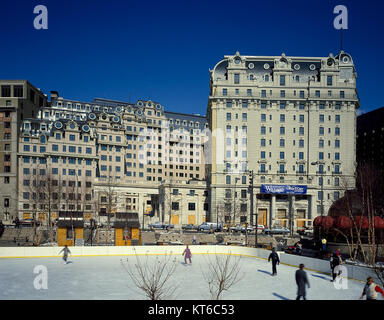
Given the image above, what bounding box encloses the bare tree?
[120,250,178,300]
[202,253,243,300]
[330,163,384,267]
[97,173,118,245]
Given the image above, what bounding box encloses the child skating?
[59,245,71,264]
[182,245,192,264]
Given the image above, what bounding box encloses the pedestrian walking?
[268,247,280,276]
[59,245,71,264]
[295,264,310,300]
[330,250,343,282]
[192,235,197,245]
[182,245,192,264]
[360,277,384,300]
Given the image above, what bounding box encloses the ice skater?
[330,250,342,282]
[295,264,310,300]
[59,245,71,264]
[360,277,384,300]
[268,247,280,276]
[182,245,192,264]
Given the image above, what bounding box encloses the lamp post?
[311,161,324,239]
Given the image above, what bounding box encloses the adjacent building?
[0,80,47,223]
[16,92,208,228]
[207,51,359,231]
[357,106,384,172]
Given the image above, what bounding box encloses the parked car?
[256,224,265,231]
[181,224,198,231]
[230,224,253,233]
[198,222,222,232]
[297,226,313,236]
[263,226,290,235]
[148,221,174,230]
[19,219,41,227]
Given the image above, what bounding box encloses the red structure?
[321,216,334,229]
[313,216,323,226]
[354,216,369,229]
[335,216,352,229]
[374,216,384,229]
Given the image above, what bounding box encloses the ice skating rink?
[0,253,369,300]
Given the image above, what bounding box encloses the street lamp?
[311,161,324,238]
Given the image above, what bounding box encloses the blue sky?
[0,0,383,115]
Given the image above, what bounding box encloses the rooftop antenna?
[340,28,343,52]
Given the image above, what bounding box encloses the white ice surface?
[0,254,371,300]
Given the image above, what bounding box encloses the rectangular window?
[280,114,285,122]
[340,91,345,98]
[315,90,320,97]
[223,88,227,96]
[261,114,266,122]
[1,85,11,97]
[261,90,266,98]
[234,74,240,84]
[246,89,252,97]
[335,115,340,123]
[280,75,286,86]
[327,76,333,86]
[13,85,24,97]
[226,113,231,121]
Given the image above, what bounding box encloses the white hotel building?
[206,51,359,231]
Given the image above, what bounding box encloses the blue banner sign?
[261,184,307,195]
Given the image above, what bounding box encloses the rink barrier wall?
[0,245,376,283]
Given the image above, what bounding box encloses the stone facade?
[207,51,359,230]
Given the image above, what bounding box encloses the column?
[289,195,295,233]
[270,194,276,227]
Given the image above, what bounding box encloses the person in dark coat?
[0,220,4,237]
[295,264,310,300]
[268,247,280,276]
[330,251,342,282]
